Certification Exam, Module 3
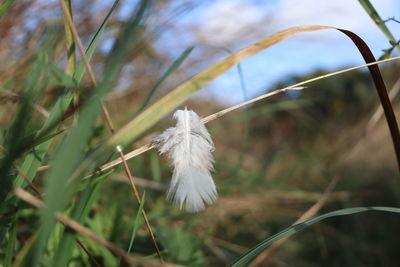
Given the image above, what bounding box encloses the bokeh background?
[1,0,400,266]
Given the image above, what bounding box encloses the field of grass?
[1,0,400,266]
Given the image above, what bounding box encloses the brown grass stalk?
[116,145,164,262]
[58,1,164,262]
[12,163,41,196]
[75,238,102,267]
[14,188,175,267]
[58,0,115,133]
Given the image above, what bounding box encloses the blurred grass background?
[0,0,400,266]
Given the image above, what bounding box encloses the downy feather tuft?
[153,108,217,212]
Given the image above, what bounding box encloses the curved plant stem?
[116,146,164,262]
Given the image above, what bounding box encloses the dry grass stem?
[55,5,163,262]
[14,188,171,267]
[116,146,164,263]
[95,87,304,175]
[59,0,115,133]
[38,56,400,178]
[97,143,156,174]
[201,86,304,123]
[75,238,102,267]
[96,55,400,173]
[13,164,41,196]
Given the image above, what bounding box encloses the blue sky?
[147,0,400,105]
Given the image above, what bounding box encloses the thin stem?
[116,146,164,263]
[60,0,79,125]
[58,5,163,254]
[75,238,102,267]
[14,188,164,267]
[38,55,400,175]
[59,0,116,133]
[61,0,76,76]
[13,163,41,196]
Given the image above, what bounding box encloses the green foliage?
[229,207,400,266]
[80,205,120,266]
[25,1,150,265]
[0,0,15,20]
[0,0,399,266]
[127,193,145,254]
[157,225,206,266]
[3,218,16,267]
[1,54,48,200]
[359,0,400,58]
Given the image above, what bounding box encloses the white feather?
[153,108,217,212]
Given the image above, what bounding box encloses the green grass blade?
[13,0,121,191]
[127,193,145,253]
[4,219,16,267]
[358,0,400,55]
[358,0,397,42]
[135,46,195,115]
[24,1,150,265]
[229,206,400,267]
[0,0,15,20]
[39,0,120,135]
[51,171,110,266]
[26,89,105,267]
[1,54,47,203]
[73,0,120,82]
[126,44,247,121]
[204,45,249,100]
[61,0,76,75]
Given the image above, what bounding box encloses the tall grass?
[1,1,400,266]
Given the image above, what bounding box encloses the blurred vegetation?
[0,0,400,266]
